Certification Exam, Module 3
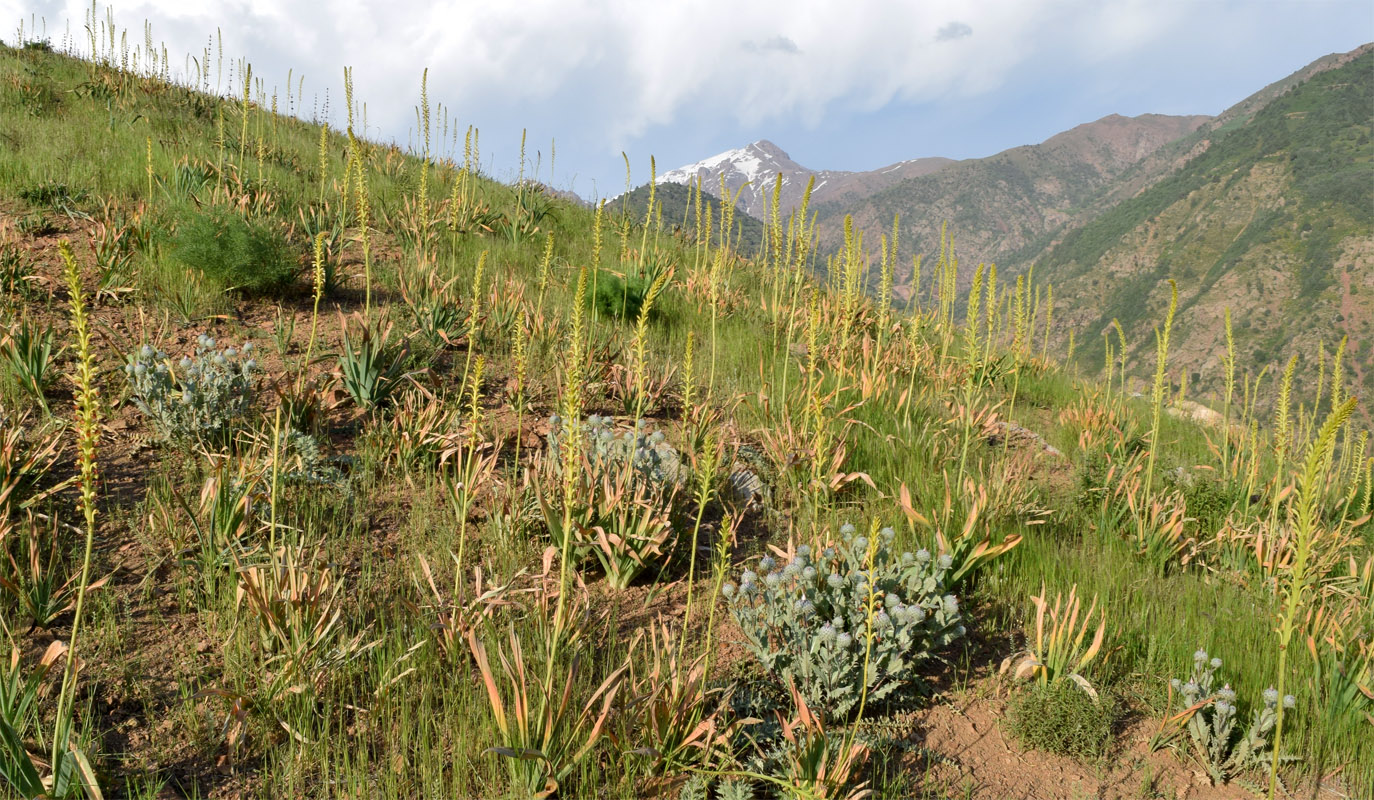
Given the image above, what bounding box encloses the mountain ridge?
[654,139,954,220]
[647,43,1372,401]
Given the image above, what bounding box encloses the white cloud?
[8,1,1193,137]
[3,0,1360,195]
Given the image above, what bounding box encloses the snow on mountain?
[654,140,830,219]
[655,140,954,220]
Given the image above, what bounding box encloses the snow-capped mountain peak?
[651,140,956,220]
[655,140,840,219]
[657,140,806,191]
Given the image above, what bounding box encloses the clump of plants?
[0,412,66,523]
[1000,582,1108,699]
[0,318,61,414]
[723,523,965,717]
[594,272,652,321]
[1154,649,1296,785]
[1008,680,1120,760]
[538,414,683,588]
[172,205,297,293]
[336,315,415,411]
[544,413,682,490]
[271,427,351,498]
[124,335,257,445]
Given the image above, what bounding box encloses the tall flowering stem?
[300,231,327,394]
[1269,397,1357,798]
[551,266,590,651]
[54,240,102,777]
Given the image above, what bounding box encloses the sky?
[3,1,1371,201]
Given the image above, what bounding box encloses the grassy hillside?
[619,181,768,255]
[1038,48,1374,406]
[0,26,1371,800]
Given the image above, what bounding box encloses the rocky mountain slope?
[809,113,1212,295]
[647,43,1373,403]
[1035,45,1374,403]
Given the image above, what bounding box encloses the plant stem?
[53,240,101,780]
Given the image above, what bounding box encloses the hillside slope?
[0,31,1371,800]
[810,113,1211,295]
[616,181,768,254]
[1036,46,1374,401]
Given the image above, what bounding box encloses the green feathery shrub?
[1008,679,1120,760]
[173,206,297,293]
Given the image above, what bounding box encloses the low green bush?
[1008,680,1120,760]
[173,206,297,293]
[593,272,651,321]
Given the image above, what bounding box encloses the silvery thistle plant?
[723,523,965,717]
